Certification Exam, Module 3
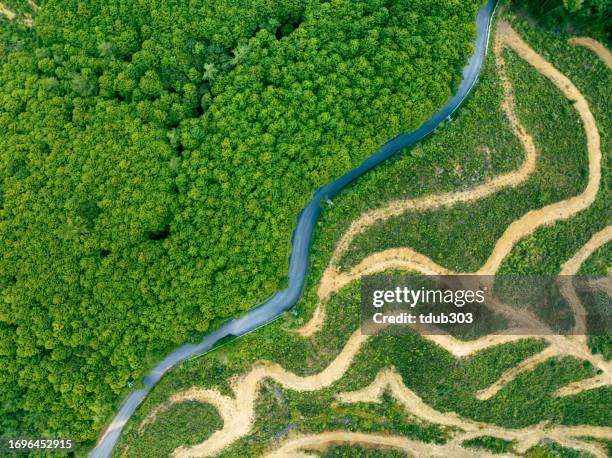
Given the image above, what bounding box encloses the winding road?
[90,1,497,456]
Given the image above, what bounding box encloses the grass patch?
[114,401,222,458]
[526,440,595,457]
[321,445,407,457]
[462,435,516,454]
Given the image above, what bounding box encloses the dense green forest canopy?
[0,0,482,443]
[512,0,611,40]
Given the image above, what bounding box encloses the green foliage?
[321,445,407,457]
[116,278,606,455]
[295,391,449,443]
[0,10,33,62]
[462,435,516,454]
[526,440,595,457]
[339,40,591,273]
[497,14,611,360]
[116,401,222,458]
[577,242,610,276]
[0,0,483,444]
[118,265,609,454]
[587,335,612,360]
[510,0,611,40]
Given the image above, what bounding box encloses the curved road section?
[90,1,496,456]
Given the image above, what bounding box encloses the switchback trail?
[89,2,497,456]
[264,368,610,457]
[303,18,603,337]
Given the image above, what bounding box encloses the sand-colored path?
[474,345,561,400]
[165,330,367,457]
[477,20,600,275]
[569,37,612,69]
[559,226,612,335]
[319,24,539,290]
[324,23,611,404]
[0,2,15,20]
[475,225,612,400]
[297,20,606,374]
[134,22,610,458]
[164,359,612,457]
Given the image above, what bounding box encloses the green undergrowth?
[117,401,222,458]
[462,435,516,454]
[578,242,611,276]
[510,0,610,42]
[497,14,611,358]
[526,440,595,458]
[319,446,407,457]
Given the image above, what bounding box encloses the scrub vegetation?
[0,0,483,445]
[463,435,516,454]
[320,446,407,458]
[513,0,610,41]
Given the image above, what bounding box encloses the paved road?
[90,1,496,456]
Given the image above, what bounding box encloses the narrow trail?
[265,431,503,458]
[559,225,612,335]
[474,346,561,400]
[477,20,601,275]
[90,3,498,457]
[306,18,612,404]
[151,331,369,458]
[133,22,610,458]
[265,431,502,458]
[569,37,612,69]
[476,225,612,401]
[311,19,601,322]
[27,0,39,12]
